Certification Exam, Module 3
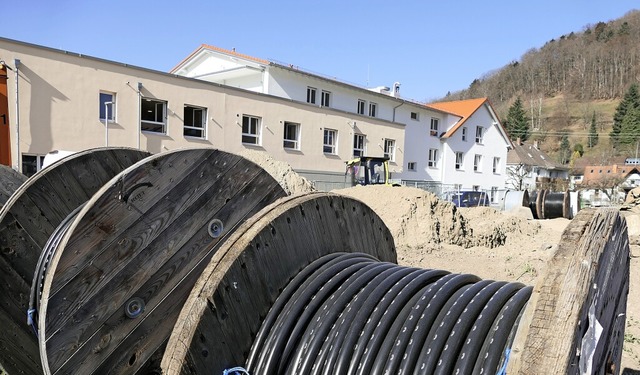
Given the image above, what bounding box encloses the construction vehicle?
[345,156,395,186]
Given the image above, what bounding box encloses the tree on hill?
[559,133,571,164]
[504,97,530,141]
[588,111,599,148]
[610,83,640,147]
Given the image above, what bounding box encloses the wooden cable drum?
[507,208,630,374]
[0,164,26,209]
[0,147,149,375]
[162,193,533,375]
[36,148,287,375]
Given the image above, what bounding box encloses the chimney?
[533,140,539,150]
[516,137,521,145]
[392,82,401,98]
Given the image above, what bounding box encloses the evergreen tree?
[588,111,599,148]
[621,106,640,146]
[611,83,640,147]
[505,97,530,141]
[559,133,571,164]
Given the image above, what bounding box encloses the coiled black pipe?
[247,252,532,375]
[542,191,567,220]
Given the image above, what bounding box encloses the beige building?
[0,38,404,185]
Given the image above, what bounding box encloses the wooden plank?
[161,193,396,374]
[37,149,288,375]
[0,302,41,375]
[507,208,630,374]
[0,148,150,375]
[0,165,26,209]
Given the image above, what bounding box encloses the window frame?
[407,162,417,171]
[307,87,317,104]
[430,118,439,137]
[99,91,116,122]
[384,138,396,161]
[428,148,438,168]
[353,133,366,157]
[475,126,484,144]
[183,104,207,139]
[321,90,331,107]
[241,114,262,145]
[493,157,500,174]
[283,121,301,150]
[323,128,338,154]
[455,152,464,170]
[462,127,467,141]
[410,112,419,121]
[369,102,377,117]
[140,97,168,134]
[21,154,46,177]
[474,154,482,172]
[357,99,366,115]
[490,187,498,203]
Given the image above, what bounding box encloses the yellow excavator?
[345,156,395,186]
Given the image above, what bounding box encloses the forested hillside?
[442,9,640,164]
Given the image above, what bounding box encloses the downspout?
[14,59,20,172]
[392,101,404,122]
[137,82,142,150]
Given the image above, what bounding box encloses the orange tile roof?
[170,44,269,73]
[581,164,639,185]
[426,98,489,138]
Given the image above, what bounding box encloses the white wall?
[440,106,508,192]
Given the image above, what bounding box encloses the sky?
[2,1,638,102]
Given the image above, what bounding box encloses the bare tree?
[506,164,532,190]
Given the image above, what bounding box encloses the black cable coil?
[246,252,532,375]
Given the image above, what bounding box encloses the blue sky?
[2,1,638,102]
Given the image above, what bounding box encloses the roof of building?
[507,142,569,170]
[170,44,270,73]
[425,98,494,138]
[581,164,640,185]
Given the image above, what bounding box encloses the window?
[430,118,439,136]
[462,127,467,141]
[455,152,464,170]
[283,121,300,150]
[141,98,167,133]
[184,105,206,138]
[242,115,261,145]
[22,154,46,177]
[475,126,484,144]
[353,134,366,157]
[384,139,396,161]
[321,90,331,107]
[490,187,498,203]
[100,92,115,122]
[323,129,337,154]
[474,154,482,172]
[307,87,317,104]
[407,162,417,171]
[410,112,419,120]
[493,157,500,173]
[369,102,377,117]
[428,149,438,168]
[357,100,366,115]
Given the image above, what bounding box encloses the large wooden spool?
[507,208,630,374]
[162,192,397,374]
[0,148,149,375]
[0,164,26,209]
[37,148,287,375]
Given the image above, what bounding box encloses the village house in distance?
[0,37,513,203]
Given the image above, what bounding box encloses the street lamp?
[104,101,113,146]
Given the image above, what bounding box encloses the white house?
[171,45,511,197]
[411,98,512,203]
[506,141,570,191]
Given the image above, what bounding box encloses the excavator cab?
[346,156,391,186]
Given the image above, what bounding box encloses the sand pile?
[459,206,541,248]
[334,185,472,249]
[240,150,316,195]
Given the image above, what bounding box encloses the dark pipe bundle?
[528,190,572,219]
[246,253,532,375]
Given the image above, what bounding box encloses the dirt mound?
[240,149,316,195]
[334,185,472,249]
[458,206,541,248]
